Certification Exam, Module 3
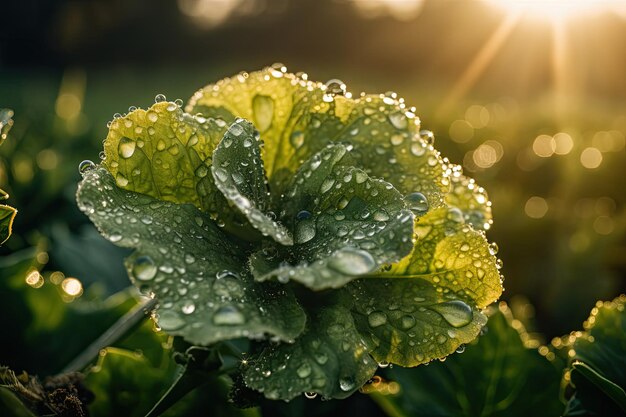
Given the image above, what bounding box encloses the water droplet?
[320,178,335,194]
[158,310,185,331]
[213,167,228,182]
[297,362,312,378]
[147,111,158,123]
[213,305,246,325]
[109,233,122,242]
[216,270,239,279]
[368,311,387,328]
[314,352,328,365]
[116,173,129,187]
[488,242,499,256]
[420,130,435,145]
[455,344,466,354]
[390,134,405,146]
[132,256,157,281]
[447,208,465,223]
[304,392,317,399]
[181,301,196,315]
[296,210,312,220]
[339,377,355,392]
[78,160,95,175]
[195,165,209,178]
[411,143,426,156]
[290,131,304,149]
[118,137,136,159]
[388,112,408,130]
[430,300,473,328]
[373,210,390,221]
[328,248,376,275]
[406,192,429,215]
[252,95,274,132]
[400,314,416,329]
[295,219,316,244]
[154,93,167,103]
[324,79,347,96]
[378,361,390,368]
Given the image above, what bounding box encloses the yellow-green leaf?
[0,205,17,245]
[187,67,447,208]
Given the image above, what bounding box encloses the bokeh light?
[580,147,603,169]
[525,196,549,219]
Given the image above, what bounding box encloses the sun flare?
[485,0,626,21]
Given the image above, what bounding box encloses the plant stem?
[62,297,158,373]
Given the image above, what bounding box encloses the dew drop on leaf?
[78,160,96,175]
[181,301,196,315]
[295,219,316,244]
[420,129,435,145]
[154,93,167,103]
[405,192,429,215]
[339,377,355,392]
[400,314,417,329]
[447,207,465,223]
[118,136,136,159]
[430,300,474,328]
[132,256,157,281]
[252,95,274,132]
[304,392,317,399]
[324,79,347,99]
[296,362,312,378]
[195,165,209,178]
[368,310,387,328]
[290,131,304,149]
[328,247,376,275]
[296,210,312,220]
[388,112,408,130]
[158,310,185,331]
[212,305,246,325]
[116,173,129,187]
[109,233,122,242]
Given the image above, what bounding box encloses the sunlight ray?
[437,12,522,118]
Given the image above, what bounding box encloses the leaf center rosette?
[77,66,503,401]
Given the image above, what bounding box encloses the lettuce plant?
[76,65,503,402]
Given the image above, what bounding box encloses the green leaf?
[77,167,306,346]
[243,304,378,401]
[0,108,16,244]
[564,295,626,415]
[0,204,17,245]
[250,146,414,289]
[0,108,14,147]
[444,166,493,231]
[0,387,36,417]
[371,305,564,417]
[212,119,292,245]
[346,278,487,367]
[384,207,502,309]
[569,362,626,415]
[85,347,179,417]
[186,67,447,209]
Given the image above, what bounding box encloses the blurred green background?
[1,0,625,396]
